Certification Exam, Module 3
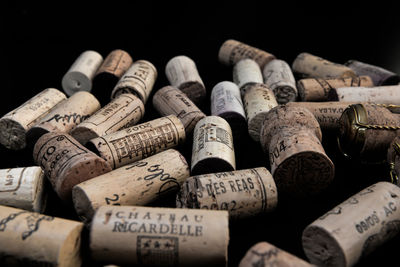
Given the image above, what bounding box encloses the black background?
[2,1,400,266]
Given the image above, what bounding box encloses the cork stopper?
[328,85,400,104]
[218,39,275,68]
[302,182,400,267]
[33,132,112,201]
[71,93,145,145]
[72,149,190,223]
[0,88,67,150]
[165,55,206,105]
[292,52,356,79]
[233,59,263,91]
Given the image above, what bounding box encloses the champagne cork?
[92,49,133,105]
[345,59,400,86]
[176,167,277,219]
[152,86,206,135]
[387,136,400,185]
[111,60,157,104]
[260,105,334,197]
[62,50,103,96]
[87,115,186,169]
[0,88,67,150]
[165,55,206,105]
[233,59,263,91]
[33,132,112,201]
[73,149,189,222]
[338,103,400,162]
[90,205,229,266]
[218,39,276,68]
[71,93,145,145]
[239,242,313,267]
[292,52,356,79]
[191,116,236,175]
[298,76,373,102]
[243,83,278,142]
[0,205,83,267]
[302,182,400,267]
[329,84,400,104]
[0,167,46,212]
[210,81,247,139]
[263,59,298,104]
[26,91,101,146]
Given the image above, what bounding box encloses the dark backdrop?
[2,1,400,266]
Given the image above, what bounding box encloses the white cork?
[233,59,263,91]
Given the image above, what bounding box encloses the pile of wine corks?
[0,41,400,266]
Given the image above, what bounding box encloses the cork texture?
[95,49,133,79]
[329,85,400,104]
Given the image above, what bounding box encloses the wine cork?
[0,167,46,212]
[298,76,373,102]
[210,81,247,139]
[218,39,276,68]
[263,59,298,104]
[292,52,356,79]
[90,205,229,266]
[92,49,133,105]
[0,88,67,150]
[111,60,157,104]
[176,167,277,219]
[242,83,278,142]
[87,115,186,169]
[233,59,263,91]
[62,50,103,96]
[165,55,206,105]
[152,86,206,135]
[239,242,313,267]
[71,93,145,145]
[302,182,400,267]
[329,84,400,104]
[338,103,400,162]
[33,132,112,201]
[191,116,236,175]
[73,149,190,223]
[0,205,83,267]
[26,91,101,146]
[345,60,400,86]
[260,105,334,197]
[387,136,400,185]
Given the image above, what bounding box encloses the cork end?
[327,88,339,101]
[62,71,92,97]
[302,225,346,267]
[272,85,297,104]
[70,127,99,146]
[72,185,95,224]
[57,222,84,267]
[0,118,26,150]
[179,81,206,105]
[191,158,235,176]
[31,169,47,213]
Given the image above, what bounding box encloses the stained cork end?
[191,157,236,176]
[72,185,95,224]
[0,118,26,150]
[273,85,297,104]
[179,81,206,105]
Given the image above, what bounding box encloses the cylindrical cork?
[33,132,112,201]
[71,93,145,145]
[218,39,276,68]
[191,116,236,175]
[292,52,356,79]
[73,149,190,223]
[210,81,247,139]
[239,242,313,267]
[303,182,400,267]
[337,103,400,162]
[176,167,277,219]
[92,49,133,105]
[298,76,373,102]
[62,50,103,96]
[242,83,278,142]
[329,85,400,104]
[263,59,298,104]
[260,105,334,197]
[165,55,206,105]
[90,205,229,266]
[345,60,400,86]
[152,86,206,135]
[86,115,186,169]
[26,91,101,146]
[233,59,263,91]
[110,60,157,104]
[0,88,67,150]
[0,205,83,267]
[0,167,46,212]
